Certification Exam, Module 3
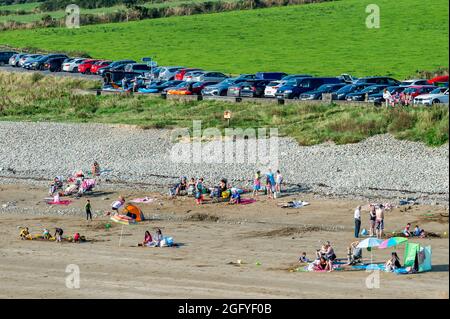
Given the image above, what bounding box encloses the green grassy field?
[1,71,448,146]
[0,0,448,78]
[0,1,40,11]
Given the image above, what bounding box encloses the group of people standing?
[354,204,385,239]
[252,169,283,199]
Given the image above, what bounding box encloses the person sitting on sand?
[316,244,328,260]
[325,243,337,272]
[403,223,412,237]
[314,257,330,271]
[385,252,402,272]
[347,241,363,265]
[54,227,64,243]
[229,189,241,205]
[19,227,31,240]
[73,232,81,243]
[155,228,163,247]
[299,252,310,263]
[187,178,196,196]
[142,231,153,247]
[413,225,426,238]
[176,177,188,196]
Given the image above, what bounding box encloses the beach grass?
[0,71,447,146]
[0,0,448,79]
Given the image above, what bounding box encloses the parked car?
[159,66,185,81]
[281,74,312,81]
[90,60,112,74]
[255,72,288,80]
[367,86,406,105]
[299,83,347,100]
[414,88,449,105]
[193,71,228,83]
[163,81,188,94]
[98,60,136,76]
[168,81,217,95]
[402,85,439,99]
[30,54,68,70]
[400,79,429,86]
[124,63,152,75]
[276,77,343,99]
[201,78,248,96]
[18,54,41,67]
[62,58,86,72]
[78,59,101,74]
[346,84,389,101]
[141,80,185,93]
[0,51,17,65]
[190,81,218,95]
[228,81,259,97]
[240,80,271,98]
[23,55,46,70]
[354,76,400,86]
[236,74,256,80]
[44,57,67,72]
[183,70,205,82]
[331,83,372,100]
[174,68,201,81]
[9,53,27,67]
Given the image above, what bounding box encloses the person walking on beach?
[85,199,92,221]
[354,205,361,238]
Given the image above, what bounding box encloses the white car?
[183,70,205,82]
[264,80,285,97]
[414,88,449,105]
[62,58,85,72]
[400,79,429,86]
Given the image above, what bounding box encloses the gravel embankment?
[0,121,448,205]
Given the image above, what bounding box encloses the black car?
[98,60,136,76]
[0,51,17,65]
[331,83,373,100]
[354,76,400,86]
[367,86,406,105]
[142,80,185,93]
[30,54,68,70]
[299,83,346,100]
[201,78,248,96]
[346,84,389,101]
[240,80,271,97]
[44,57,67,72]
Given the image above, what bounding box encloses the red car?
[174,68,203,81]
[402,85,437,99]
[78,59,101,74]
[91,60,112,74]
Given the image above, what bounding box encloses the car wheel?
[432,99,440,105]
[73,67,78,73]
[293,96,299,100]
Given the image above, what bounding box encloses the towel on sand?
[130,197,155,204]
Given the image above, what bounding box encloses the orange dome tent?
[123,204,145,222]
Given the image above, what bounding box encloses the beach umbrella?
[379,237,408,249]
[357,238,383,264]
[110,214,136,247]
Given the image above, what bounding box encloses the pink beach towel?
[240,198,256,205]
[47,200,72,206]
[130,197,155,204]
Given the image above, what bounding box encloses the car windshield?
[285,79,298,86]
[430,88,443,94]
[336,84,354,94]
[316,84,334,92]
[361,85,382,93]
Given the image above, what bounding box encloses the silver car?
[183,70,205,82]
[62,58,86,72]
[19,54,42,67]
[158,66,184,81]
[193,71,228,83]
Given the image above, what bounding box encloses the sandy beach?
[0,183,448,299]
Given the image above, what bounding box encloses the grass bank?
[0,71,448,146]
[0,0,448,79]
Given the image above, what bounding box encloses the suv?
[276,77,343,99]
[30,54,68,70]
[44,57,67,72]
[0,51,17,65]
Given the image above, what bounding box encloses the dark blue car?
[346,84,389,101]
[276,77,343,99]
[331,83,373,100]
[299,83,346,100]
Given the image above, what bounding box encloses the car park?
[299,83,347,100]
[414,88,449,105]
[346,84,390,101]
[276,77,343,99]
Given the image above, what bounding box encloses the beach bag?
[361,228,368,236]
[222,190,230,199]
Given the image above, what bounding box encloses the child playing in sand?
[229,189,241,205]
[413,225,426,238]
[298,252,310,263]
[54,227,64,243]
[19,227,30,240]
[42,228,51,240]
[403,223,412,237]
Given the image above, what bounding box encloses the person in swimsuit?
[385,252,402,272]
[375,205,385,239]
[369,205,376,237]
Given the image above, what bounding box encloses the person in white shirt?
[354,206,362,238]
[382,88,393,107]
